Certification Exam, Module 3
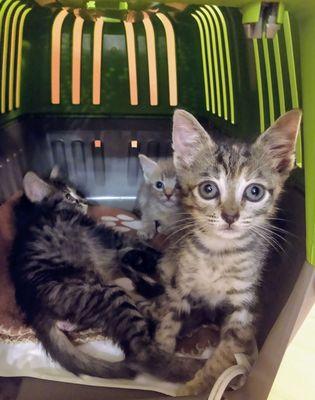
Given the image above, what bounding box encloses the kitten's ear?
[254,109,302,174]
[172,109,215,169]
[49,165,61,180]
[23,172,52,202]
[139,154,158,181]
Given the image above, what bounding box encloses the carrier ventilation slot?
[142,12,158,106]
[156,12,178,106]
[50,9,177,107]
[0,0,31,114]
[192,5,235,124]
[252,11,302,166]
[92,18,103,105]
[51,9,68,105]
[72,15,84,105]
[123,20,138,106]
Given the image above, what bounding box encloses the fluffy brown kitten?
[136,155,180,239]
[154,109,302,395]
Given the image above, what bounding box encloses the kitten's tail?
[35,318,204,382]
[35,319,136,379]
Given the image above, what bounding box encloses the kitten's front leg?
[138,218,156,240]
[178,308,257,396]
[155,296,191,353]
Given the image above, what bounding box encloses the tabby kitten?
[155,109,302,394]
[136,155,180,239]
[9,170,203,382]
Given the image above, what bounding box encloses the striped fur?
[9,171,204,382]
[154,109,302,394]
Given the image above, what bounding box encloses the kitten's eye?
[155,181,164,190]
[244,184,265,202]
[198,181,219,200]
[65,193,76,202]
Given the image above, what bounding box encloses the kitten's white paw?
[56,320,77,332]
[137,229,156,240]
[114,277,135,292]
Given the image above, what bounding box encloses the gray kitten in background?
[135,155,180,239]
[154,109,302,395]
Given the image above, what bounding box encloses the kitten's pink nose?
[165,190,174,200]
[221,211,239,226]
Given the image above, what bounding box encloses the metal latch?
[242,2,285,39]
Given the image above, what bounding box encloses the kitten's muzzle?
[163,193,177,206]
[164,188,175,200]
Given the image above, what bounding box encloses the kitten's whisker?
[250,226,274,245]
[167,225,195,238]
[172,212,194,217]
[172,217,196,225]
[250,227,279,252]
[172,230,194,247]
[266,224,298,239]
[168,220,196,230]
[166,223,196,240]
[266,216,289,222]
[250,226,284,253]
[256,224,289,244]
